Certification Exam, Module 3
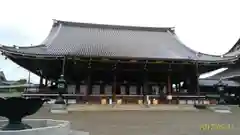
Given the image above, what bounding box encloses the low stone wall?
[0,119,70,135]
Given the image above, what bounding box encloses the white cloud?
[1,0,240,83]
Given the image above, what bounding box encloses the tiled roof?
[0,20,238,62]
[207,67,240,80]
[0,71,6,81]
[199,79,240,87]
[226,38,240,54]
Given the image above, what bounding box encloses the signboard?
[57,77,67,93]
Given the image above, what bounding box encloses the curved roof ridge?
[18,44,46,48]
[166,31,197,60]
[0,19,238,63]
[167,31,234,60]
[197,52,232,58]
[222,37,240,57]
[53,19,175,32]
[0,44,46,49]
[225,38,240,54]
[41,23,62,46]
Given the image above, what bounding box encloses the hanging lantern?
[57,75,67,93]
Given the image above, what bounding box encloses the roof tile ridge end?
[166,30,198,56]
[0,44,16,48]
[46,22,63,46]
[199,52,237,59]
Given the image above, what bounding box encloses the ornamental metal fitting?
[196,52,202,57]
[88,61,91,69]
[144,60,148,71]
[168,64,172,72]
[112,63,117,71]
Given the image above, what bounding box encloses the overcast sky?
[0,0,240,83]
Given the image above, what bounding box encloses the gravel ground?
[1,106,240,135]
[11,106,237,135]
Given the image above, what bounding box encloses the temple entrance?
[73,80,173,105]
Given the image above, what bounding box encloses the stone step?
[69,130,89,135]
[208,105,232,113]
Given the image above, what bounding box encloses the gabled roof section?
[199,79,240,87]
[0,19,238,63]
[207,67,240,80]
[224,38,240,57]
[0,71,6,81]
[0,71,21,85]
[226,38,240,54]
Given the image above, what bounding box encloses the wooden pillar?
[76,82,80,94]
[159,84,163,100]
[195,62,200,103]
[167,74,172,95]
[112,74,117,104]
[178,82,181,92]
[86,73,91,103]
[112,62,117,105]
[196,62,200,96]
[176,83,180,104]
[143,81,148,104]
[75,82,80,103]
[100,81,104,94]
[142,71,148,105]
[126,82,130,95]
[142,62,149,105]
[39,76,43,89]
[176,83,179,93]
[85,59,92,104]
[167,66,172,104]
[45,79,48,86]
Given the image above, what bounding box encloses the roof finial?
[52,19,58,23]
[196,52,201,57]
[169,27,175,33]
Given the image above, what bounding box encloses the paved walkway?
[67,104,198,112]
[30,107,240,135]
